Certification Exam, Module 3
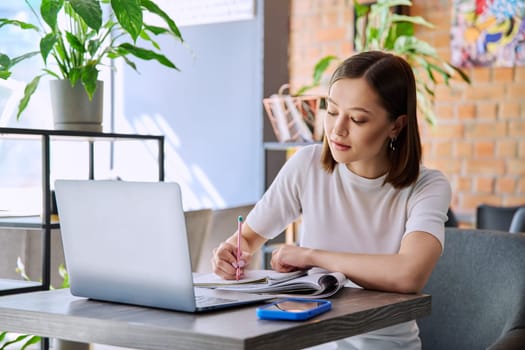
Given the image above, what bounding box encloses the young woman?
[212,51,451,349]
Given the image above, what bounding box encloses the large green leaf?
[40,33,58,63]
[116,43,178,69]
[81,63,99,100]
[69,0,102,31]
[20,335,41,350]
[313,55,338,84]
[40,0,64,31]
[65,31,86,53]
[141,0,183,42]
[111,0,143,41]
[17,75,42,120]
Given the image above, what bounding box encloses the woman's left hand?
[270,244,312,272]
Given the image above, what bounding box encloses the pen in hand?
[236,216,243,280]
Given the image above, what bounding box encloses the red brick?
[508,120,525,137]
[430,123,464,138]
[492,67,514,82]
[464,122,506,138]
[435,104,454,120]
[454,141,472,157]
[519,141,525,157]
[474,177,495,193]
[518,178,525,193]
[316,27,347,42]
[464,84,505,100]
[515,67,525,82]
[434,141,453,157]
[504,196,525,206]
[496,140,517,157]
[506,83,525,99]
[462,194,502,211]
[455,176,473,192]
[470,67,491,82]
[508,160,525,175]
[496,177,516,194]
[475,103,498,120]
[465,159,505,175]
[457,103,476,120]
[499,102,521,119]
[474,141,495,157]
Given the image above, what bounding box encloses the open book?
[193,268,347,299]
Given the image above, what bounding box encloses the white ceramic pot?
[50,80,103,132]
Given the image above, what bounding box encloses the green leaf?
[111,0,143,41]
[1,334,30,349]
[69,0,102,31]
[69,67,82,86]
[353,0,370,18]
[65,31,86,53]
[312,55,338,84]
[446,63,471,84]
[81,63,99,100]
[0,71,12,79]
[17,75,42,120]
[40,33,58,63]
[139,30,160,50]
[144,24,169,36]
[141,0,183,42]
[0,18,39,31]
[40,0,64,31]
[116,43,178,70]
[0,54,10,69]
[10,51,40,67]
[391,14,434,28]
[87,39,101,56]
[0,331,7,343]
[20,335,41,350]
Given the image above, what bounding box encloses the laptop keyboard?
[195,294,236,307]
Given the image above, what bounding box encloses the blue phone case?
[256,298,332,321]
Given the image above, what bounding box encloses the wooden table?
[0,287,430,350]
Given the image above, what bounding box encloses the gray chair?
[184,209,213,271]
[419,228,525,349]
[509,207,525,233]
[476,204,525,231]
[196,204,257,273]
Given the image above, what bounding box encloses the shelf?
[263,141,321,151]
[0,216,60,229]
[0,126,164,142]
[0,278,42,296]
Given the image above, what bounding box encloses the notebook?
[54,179,273,312]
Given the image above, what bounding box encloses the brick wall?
[288,0,525,222]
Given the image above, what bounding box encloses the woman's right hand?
[212,240,252,280]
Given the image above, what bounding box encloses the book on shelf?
[193,268,347,299]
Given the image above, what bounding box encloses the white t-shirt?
[246,144,451,350]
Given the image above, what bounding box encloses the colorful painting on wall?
[451,0,525,67]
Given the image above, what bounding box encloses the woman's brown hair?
[321,50,421,188]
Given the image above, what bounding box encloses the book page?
[193,269,306,287]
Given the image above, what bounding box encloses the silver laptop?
[54,180,272,312]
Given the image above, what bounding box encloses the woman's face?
[325,77,396,178]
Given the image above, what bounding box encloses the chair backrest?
[475,204,525,231]
[445,208,458,227]
[196,204,256,273]
[419,228,525,350]
[184,209,213,271]
[510,207,525,233]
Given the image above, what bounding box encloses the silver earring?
[389,137,396,151]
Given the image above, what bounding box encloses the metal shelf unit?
[0,127,165,296]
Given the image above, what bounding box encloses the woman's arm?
[270,231,441,293]
[212,223,267,279]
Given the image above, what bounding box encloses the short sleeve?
[246,145,318,240]
[404,168,452,251]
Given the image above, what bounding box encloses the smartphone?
[256,298,332,321]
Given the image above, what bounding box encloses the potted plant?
[297,0,471,125]
[0,0,183,131]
